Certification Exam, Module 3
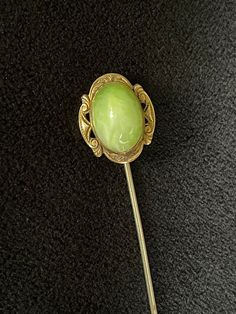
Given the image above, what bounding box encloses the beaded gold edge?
[78,73,155,164]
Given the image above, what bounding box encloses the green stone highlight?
[91,82,144,153]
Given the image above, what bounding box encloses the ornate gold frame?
[78,73,155,164]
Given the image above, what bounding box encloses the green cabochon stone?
[91,82,144,153]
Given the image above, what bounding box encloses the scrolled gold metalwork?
[133,84,156,145]
[78,73,155,164]
[79,94,103,157]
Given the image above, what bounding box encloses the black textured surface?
[1,1,236,313]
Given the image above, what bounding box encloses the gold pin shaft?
[124,163,157,314]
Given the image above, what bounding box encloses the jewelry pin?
[78,73,157,314]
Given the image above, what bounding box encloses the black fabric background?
[1,1,236,313]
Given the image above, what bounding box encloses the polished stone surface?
[91,82,144,153]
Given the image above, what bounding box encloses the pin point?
[79,73,157,314]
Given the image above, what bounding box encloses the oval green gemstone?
[91,82,144,153]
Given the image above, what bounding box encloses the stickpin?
[79,73,157,314]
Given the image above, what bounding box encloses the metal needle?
[124,162,157,314]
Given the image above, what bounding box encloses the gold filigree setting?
[78,73,155,164]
